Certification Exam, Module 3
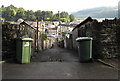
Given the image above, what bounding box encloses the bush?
[41,33,48,40]
[60,18,70,22]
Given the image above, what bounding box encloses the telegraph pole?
[36,17,39,52]
[58,11,60,24]
[56,11,60,37]
[58,11,61,32]
[56,11,60,41]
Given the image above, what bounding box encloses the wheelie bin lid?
[16,38,33,41]
[21,38,33,41]
[76,37,93,42]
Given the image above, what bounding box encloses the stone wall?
[43,38,54,49]
[65,18,120,59]
[72,28,78,51]
[65,34,73,49]
[78,18,120,59]
[2,23,36,60]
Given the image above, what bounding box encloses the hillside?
[73,7,118,18]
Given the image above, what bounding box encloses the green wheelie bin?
[16,38,33,64]
[76,37,93,62]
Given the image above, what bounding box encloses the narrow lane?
[2,42,118,79]
[31,42,79,62]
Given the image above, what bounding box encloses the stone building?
[2,21,36,59]
[71,17,93,51]
[69,17,120,59]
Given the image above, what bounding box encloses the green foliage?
[34,10,42,21]
[1,5,75,22]
[69,14,75,22]
[61,32,67,37]
[57,11,70,22]
[2,5,17,21]
[52,13,59,21]
[24,10,36,21]
[0,17,5,23]
[40,11,53,21]
[60,18,70,22]
[60,12,69,18]
[41,33,48,40]
[15,8,25,20]
[0,17,5,20]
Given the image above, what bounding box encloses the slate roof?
[72,17,93,31]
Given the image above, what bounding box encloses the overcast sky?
[1,0,120,13]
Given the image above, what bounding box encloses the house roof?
[60,23,77,27]
[19,21,35,29]
[72,17,93,31]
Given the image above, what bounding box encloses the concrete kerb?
[96,59,119,70]
[0,61,5,64]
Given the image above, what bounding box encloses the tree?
[45,11,53,21]
[2,7,16,21]
[35,10,53,21]
[34,10,42,16]
[41,11,46,21]
[25,10,36,21]
[1,5,73,22]
[59,12,71,22]
[1,5,17,21]
[15,8,25,20]
[1,5,5,12]
[60,12,69,18]
[69,14,75,22]
[34,10,42,20]
[60,18,70,22]
[52,13,59,21]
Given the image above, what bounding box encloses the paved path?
[32,43,79,62]
[2,43,118,79]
